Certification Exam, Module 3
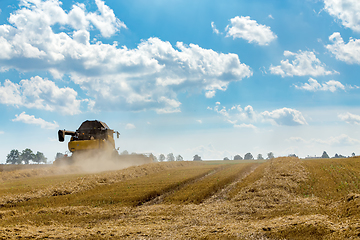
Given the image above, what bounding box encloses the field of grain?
[1,157,360,239]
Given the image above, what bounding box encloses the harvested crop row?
[164,162,255,204]
[0,161,204,207]
[12,164,220,209]
[229,157,311,218]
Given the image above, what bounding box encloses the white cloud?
[125,123,136,130]
[338,112,360,124]
[210,103,307,127]
[261,108,308,126]
[225,16,277,46]
[323,0,360,32]
[269,50,337,77]
[288,134,360,146]
[326,32,360,64]
[211,21,220,35]
[12,112,59,129]
[86,0,127,37]
[294,78,345,92]
[0,1,252,114]
[322,134,360,146]
[0,131,4,134]
[0,76,83,115]
[14,0,125,38]
[196,120,202,124]
[268,14,274,19]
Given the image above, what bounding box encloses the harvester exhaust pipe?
[58,130,76,142]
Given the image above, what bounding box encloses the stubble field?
[1,157,360,239]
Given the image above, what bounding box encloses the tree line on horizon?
[308,151,356,159]
[6,149,47,164]
[154,152,276,161]
[223,152,274,161]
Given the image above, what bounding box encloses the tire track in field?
[203,163,260,204]
[142,164,233,206]
[156,163,259,205]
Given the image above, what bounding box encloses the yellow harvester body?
[58,120,119,154]
[68,134,115,153]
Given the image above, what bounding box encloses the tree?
[257,154,264,160]
[321,151,329,158]
[159,154,165,162]
[333,153,346,158]
[234,154,243,160]
[288,154,297,158]
[267,152,274,159]
[167,153,175,162]
[55,152,64,160]
[6,149,21,164]
[193,154,202,161]
[34,151,47,164]
[223,157,230,160]
[176,155,183,161]
[244,153,254,160]
[352,152,356,157]
[20,148,35,164]
[121,150,129,155]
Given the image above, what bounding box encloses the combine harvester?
[55,120,153,168]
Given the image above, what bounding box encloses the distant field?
[0,164,49,172]
[1,158,360,239]
[300,157,360,200]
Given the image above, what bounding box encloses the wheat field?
[1,157,360,239]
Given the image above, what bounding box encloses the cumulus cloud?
[16,0,125,38]
[210,103,307,127]
[225,16,277,45]
[0,1,252,114]
[294,78,345,92]
[323,0,360,32]
[261,108,308,126]
[338,112,360,124]
[125,123,136,130]
[269,50,337,77]
[0,76,83,115]
[326,32,360,64]
[12,112,59,129]
[86,0,127,37]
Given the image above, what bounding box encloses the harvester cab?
[58,120,120,154]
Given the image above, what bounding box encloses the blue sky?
[0,0,360,162]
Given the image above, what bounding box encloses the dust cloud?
[56,150,153,173]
